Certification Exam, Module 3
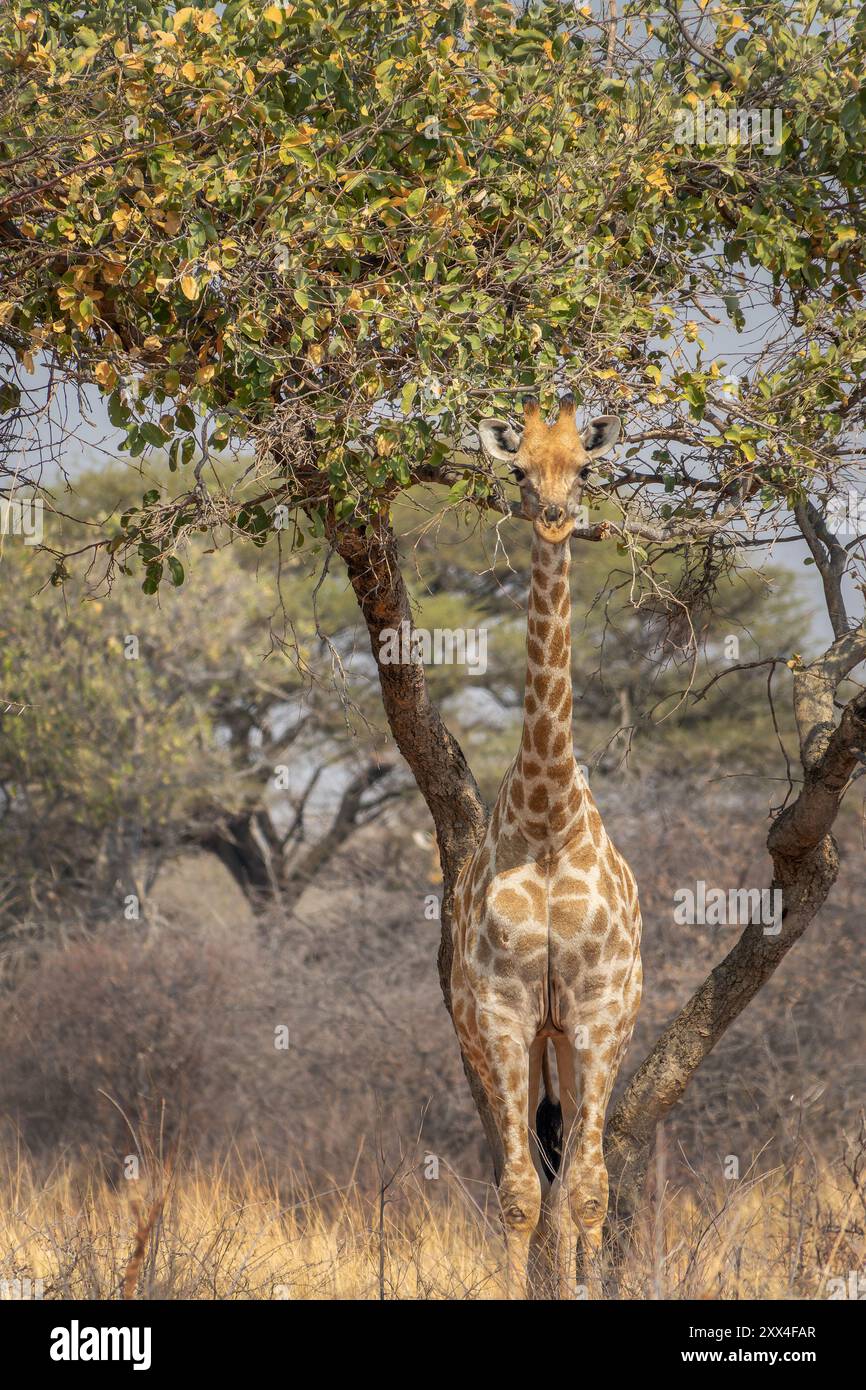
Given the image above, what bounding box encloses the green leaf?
[142,561,163,594]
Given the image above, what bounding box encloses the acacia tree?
[2,0,866,1220]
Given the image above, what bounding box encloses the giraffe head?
[478,397,621,543]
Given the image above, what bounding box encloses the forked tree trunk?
[331,516,503,1172]
[332,515,866,1213]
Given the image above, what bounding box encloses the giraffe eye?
[510,466,526,483]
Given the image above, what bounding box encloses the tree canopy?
[2,0,866,588]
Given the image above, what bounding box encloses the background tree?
[2,0,866,1228]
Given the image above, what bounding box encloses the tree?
[0,462,400,917]
[2,0,866,1229]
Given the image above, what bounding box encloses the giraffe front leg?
[552,1034,610,1300]
[473,1025,541,1299]
[499,1148,542,1299]
[569,1152,609,1301]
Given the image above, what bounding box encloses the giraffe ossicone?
[451,395,642,1298]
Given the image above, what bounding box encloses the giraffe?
[450,395,642,1298]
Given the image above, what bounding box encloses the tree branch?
[605,684,866,1223]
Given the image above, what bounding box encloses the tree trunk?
[331,517,503,1173]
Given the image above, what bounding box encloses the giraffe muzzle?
[534,507,574,543]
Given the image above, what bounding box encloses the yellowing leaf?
[93,360,117,388]
[467,102,498,121]
[644,166,672,195]
[180,274,200,301]
[181,61,197,81]
[195,9,219,33]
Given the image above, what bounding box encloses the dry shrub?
[0,922,268,1160]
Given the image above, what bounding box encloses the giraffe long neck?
[509,532,586,848]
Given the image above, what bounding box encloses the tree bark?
[330,517,503,1172]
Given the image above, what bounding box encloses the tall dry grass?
[0,1143,862,1300]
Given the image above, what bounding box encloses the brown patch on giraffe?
[490,887,528,921]
[581,939,602,967]
[533,671,551,700]
[526,638,543,666]
[533,713,551,757]
[566,841,599,872]
[527,784,548,814]
[599,866,618,901]
[549,900,580,938]
[557,946,581,974]
[553,875,590,897]
[589,904,609,935]
[551,730,568,758]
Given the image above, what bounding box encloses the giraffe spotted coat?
[450,398,642,1297]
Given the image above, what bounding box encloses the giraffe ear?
[478,417,523,462]
[580,415,621,458]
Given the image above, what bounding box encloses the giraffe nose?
[543,505,566,526]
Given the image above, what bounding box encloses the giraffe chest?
[453,830,640,996]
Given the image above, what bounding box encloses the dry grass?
[0,1146,862,1301]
